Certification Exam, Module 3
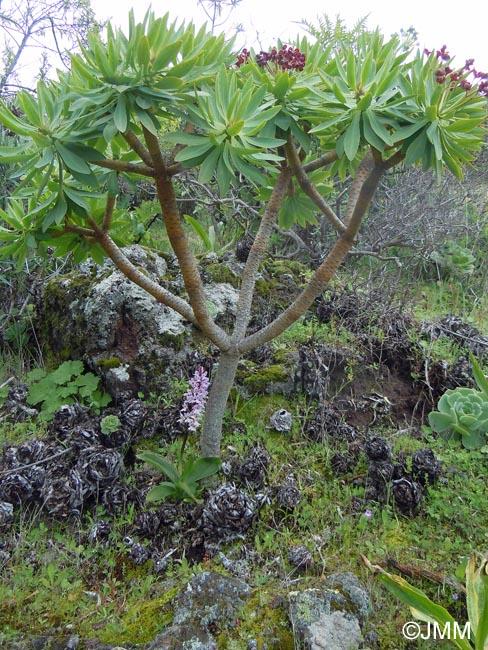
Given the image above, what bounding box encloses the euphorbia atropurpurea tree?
[0,11,487,457]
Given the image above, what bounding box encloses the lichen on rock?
[35,246,239,397]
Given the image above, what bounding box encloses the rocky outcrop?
[144,572,252,650]
[36,246,239,398]
[288,573,371,650]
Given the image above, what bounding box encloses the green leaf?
[0,102,37,137]
[175,141,214,163]
[426,120,442,160]
[27,382,54,406]
[151,40,182,72]
[346,49,357,88]
[198,146,221,184]
[404,130,428,166]
[461,428,485,451]
[114,95,128,133]
[55,142,92,174]
[137,451,181,483]
[184,214,212,250]
[134,106,160,136]
[343,111,361,160]
[373,570,471,650]
[175,479,202,503]
[0,144,33,164]
[273,72,291,100]
[43,195,68,231]
[470,353,488,399]
[216,155,232,195]
[50,360,84,384]
[17,91,41,126]
[362,112,386,151]
[136,35,150,67]
[180,457,221,482]
[27,368,47,382]
[145,483,177,502]
[428,411,456,432]
[466,553,486,640]
[365,110,394,146]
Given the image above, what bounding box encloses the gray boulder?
[173,571,252,629]
[36,246,239,397]
[289,577,369,650]
[144,622,217,650]
[144,571,252,650]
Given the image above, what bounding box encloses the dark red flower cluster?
[236,44,306,72]
[425,47,488,97]
[236,48,251,67]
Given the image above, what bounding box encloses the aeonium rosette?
[428,387,488,450]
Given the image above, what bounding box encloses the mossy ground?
[1,389,486,648]
[1,272,488,649]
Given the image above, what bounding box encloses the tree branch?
[303,151,338,173]
[85,215,198,326]
[238,158,386,353]
[51,224,96,238]
[94,159,155,177]
[232,166,291,341]
[123,129,153,167]
[343,150,376,226]
[102,193,116,232]
[142,127,231,350]
[285,139,346,234]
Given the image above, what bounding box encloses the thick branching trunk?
[198,150,387,455]
[239,154,385,353]
[232,167,291,341]
[143,128,231,350]
[201,352,240,457]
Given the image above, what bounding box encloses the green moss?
[263,258,309,281]
[96,356,122,370]
[217,590,294,650]
[241,364,290,394]
[205,263,240,288]
[37,271,94,365]
[0,420,47,445]
[98,587,178,645]
[255,277,282,297]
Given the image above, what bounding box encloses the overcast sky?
[91,0,488,71]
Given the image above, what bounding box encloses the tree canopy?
[0,10,486,455]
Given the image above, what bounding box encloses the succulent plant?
[364,436,392,461]
[101,482,142,515]
[391,477,423,517]
[202,484,256,539]
[0,501,14,531]
[275,481,302,511]
[428,353,488,450]
[268,408,292,432]
[87,520,113,544]
[330,452,356,475]
[288,545,313,571]
[77,446,124,491]
[429,387,488,449]
[411,449,442,486]
[237,446,270,487]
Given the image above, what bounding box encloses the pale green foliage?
[26,360,111,420]
[0,11,485,263]
[137,450,221,503]
[428,353,488,450]
[364,552,488,650]
[430,243,476,278]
